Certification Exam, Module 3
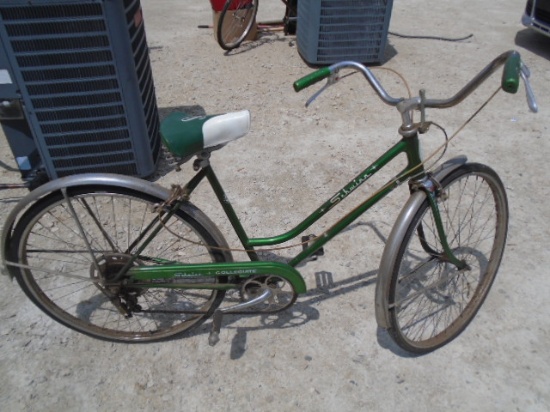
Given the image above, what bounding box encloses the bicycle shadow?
[190,221,414,358]
[222,267,416,359]
[225,267,378,360]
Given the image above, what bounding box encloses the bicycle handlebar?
[293,61,402,106]
[293,67,331,92]
[293,50,537,114]
[501,51,521,93]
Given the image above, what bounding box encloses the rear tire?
[385,163,508,353]
[7,185,232,343]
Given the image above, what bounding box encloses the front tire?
[383,163,508,353]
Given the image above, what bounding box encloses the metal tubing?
[328,60,403,106]
[423,51,515,108]
[331,51,516,111]
[249,139,410,250]
[205,166,260,261]
[425,192,469,270]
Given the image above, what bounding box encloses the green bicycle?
[2,50,537,354]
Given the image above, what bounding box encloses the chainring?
[240,275,297,313]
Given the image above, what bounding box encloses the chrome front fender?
[374,156,467,329]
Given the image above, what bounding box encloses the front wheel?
[7,185,232,343]
[217,0,258,50]
[380,163,508,353]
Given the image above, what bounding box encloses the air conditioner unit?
[297,0,394,65]
[0,0,161,183]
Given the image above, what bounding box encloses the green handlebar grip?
[293,67,332,92]
[501,51,521,94]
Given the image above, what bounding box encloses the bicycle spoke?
[79,197,120,252]
[10,187,230,342]
[388,165,508,352]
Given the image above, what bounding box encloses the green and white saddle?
[160,110,250,158]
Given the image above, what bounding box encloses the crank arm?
[208,288,273,346]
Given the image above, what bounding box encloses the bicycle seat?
[160,110,250,158]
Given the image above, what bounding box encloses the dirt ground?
[1,0,549,411]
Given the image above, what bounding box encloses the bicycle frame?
[88,51,535,293]
[122,130,442,293]
[0,49,535,350]
[203,136,422,265]
[2,50,526,295]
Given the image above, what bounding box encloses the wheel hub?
[90,253,137,283]
[90,253,143,313]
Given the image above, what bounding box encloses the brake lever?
[521,62,538,113]
[305,72,339,107]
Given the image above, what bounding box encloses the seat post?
[193,151,212,171]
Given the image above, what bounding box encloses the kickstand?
[208,310,223,346]
[207,288,273,346]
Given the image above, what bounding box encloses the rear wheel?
[217,0,258,50]
[385,163,508,353]
[7,186,231,342]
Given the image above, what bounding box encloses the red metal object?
[210,0,252,12]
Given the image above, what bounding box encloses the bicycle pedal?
[301,234,325,260]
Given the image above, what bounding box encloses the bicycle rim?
[388,164,508,352]
[9,186,229,342]
[217,0,258,50]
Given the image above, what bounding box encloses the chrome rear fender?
[1,173,232,277]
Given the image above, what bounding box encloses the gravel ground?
[1,0,549,411]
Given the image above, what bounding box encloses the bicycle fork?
[414,175,470,271]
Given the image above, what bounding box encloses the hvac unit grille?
[297,0,394,65]
[0,0,160,179]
